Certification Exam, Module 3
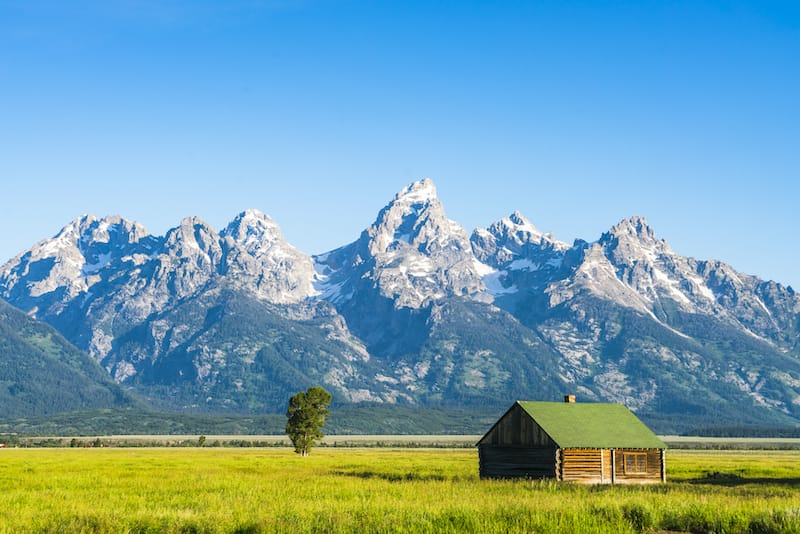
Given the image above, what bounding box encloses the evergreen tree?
[285,386,332,456]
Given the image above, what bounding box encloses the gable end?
[478,402,557,448]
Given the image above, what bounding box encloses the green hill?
[0,298,138,417]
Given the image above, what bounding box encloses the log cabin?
[478,396,666,483]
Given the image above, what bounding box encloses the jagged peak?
[479,211,569,253]
[509,210,531,225]
[366,179,469,256]
[55,213,98,238]
[599,216,666,255]
[42,214,150,252]
[163,216,220,252]
[222,209,296,258]
[607,216,657,241]
[74,213,99,225]
[78,216,152,257]
[92,215,150,237]
[494,210,542,237]
[235,208,275,224]
[224,209,281,237]
[377,179,444,224]
[63,213,143,230]
[177,215,212,228]
[599,216,676,269]
[393,178,438,205]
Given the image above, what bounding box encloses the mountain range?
[1,179,799,432]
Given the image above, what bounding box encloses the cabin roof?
[513,401,666,449]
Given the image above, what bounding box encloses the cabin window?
[623,452,647,474]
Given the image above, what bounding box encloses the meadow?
[0,447,798,533]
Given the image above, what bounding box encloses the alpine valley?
[1,179,799,433]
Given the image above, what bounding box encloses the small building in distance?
[478,396,666,484]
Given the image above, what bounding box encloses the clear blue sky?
[1,1,798,289]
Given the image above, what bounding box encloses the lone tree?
[285,386,332,456]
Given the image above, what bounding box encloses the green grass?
[0,448,798,533]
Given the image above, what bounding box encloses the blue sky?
[1,1,798,289]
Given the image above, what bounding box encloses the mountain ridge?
[1,179,798,430]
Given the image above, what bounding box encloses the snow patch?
[482,269,517,296]
[396,178,437,204]
[509,258,539,271]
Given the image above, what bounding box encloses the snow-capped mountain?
[221,209,318,303]
[0,214,158,313]
[541,215,798,346]
[506,215,800,418]
[1,179,798,430]
[471,210,571,297]
[0,210,336,392]
[313,180,565,401]
[315,179,489,309]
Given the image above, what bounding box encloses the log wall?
[560,448,663,484]
[478,445,558,479]
[612,449,664,484]
[603,449,613,482]
[479,445,665,483]
[561,448,606,484]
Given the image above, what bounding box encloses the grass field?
[1,448,799,533]
[13,434,800,449]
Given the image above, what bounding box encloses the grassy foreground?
[0,448,798,533]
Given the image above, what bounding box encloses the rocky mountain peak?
[368,178,466,257]
[61,213,98,237]
[491,211,541,239]
[165,216,219,252]
[78,214,149,242]
[490,211,564,248]
[0,213,155,304]
[471,211,569,273]
[154,217,229,293]
[606,216,658,243]
[315,179,488,309]
[220,209,318,303]
[41,213,148,255]
[395,178,438,205]
[599,216,671,265]
[582,216,740,322]
[22,213,96,260]
[508,209,535,227]
[222,209,285,258]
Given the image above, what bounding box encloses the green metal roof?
[516,401,666,449]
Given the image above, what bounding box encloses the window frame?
[623,451,648,475]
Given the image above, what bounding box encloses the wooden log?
[478,445,558,479]
[611,449,616,484]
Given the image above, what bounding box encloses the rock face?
[471,210,572,302]
[221,210,318,303]
[0,211,335,399]
[1,180,799,430]
[315,179,489,309]
[313,179,494,358]
[485,214,800,424]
